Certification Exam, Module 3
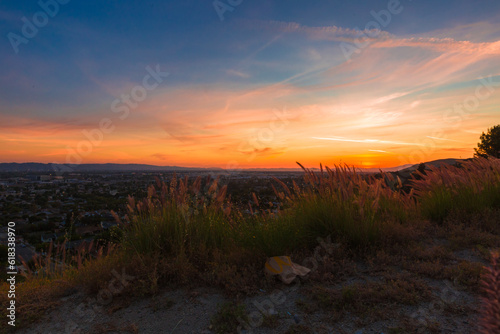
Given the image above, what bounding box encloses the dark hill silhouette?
[0,159,465,173]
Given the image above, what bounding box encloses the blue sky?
[1,0,500,167]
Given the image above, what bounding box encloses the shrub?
[122,175,234,256]
[411,157,500,222]
[273,163,416,246]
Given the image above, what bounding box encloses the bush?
[122,175,234,256]
[271,163,416,247]
[411,157,500,222]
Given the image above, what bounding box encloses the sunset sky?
[1,0,499,169]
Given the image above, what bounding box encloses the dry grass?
[0,278,75,333]
[411,157,500,222]
[275,162,417,246]
[303,272,432,324]
[479,251,500,333]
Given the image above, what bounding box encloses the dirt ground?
[18,264,483,334]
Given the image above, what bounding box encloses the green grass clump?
[272,163,416,247]
[412,157,500,222]
[122,175,235,256]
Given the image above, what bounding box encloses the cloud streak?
[312,137,426,147]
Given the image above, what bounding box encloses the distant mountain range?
[0,163,222,173]
[0,159,465,173]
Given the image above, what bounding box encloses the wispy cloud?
[372,37,500,55]
[241,19,394,42]
[225,69,251,78]
[426,136,464,142]
[312,137,426,147]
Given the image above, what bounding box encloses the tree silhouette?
[475,125,500,158]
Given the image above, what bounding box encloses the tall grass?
[19,239,115,281]
[271,163,416,246]
[121,159,497,256]
[122,175,234,256]
[209,163,417,255]
[235,209,308,256]
[411,157,500,222]
[121,163,420,258]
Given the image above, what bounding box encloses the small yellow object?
[264,256,311,284]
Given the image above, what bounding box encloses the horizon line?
[0,158,466,171]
